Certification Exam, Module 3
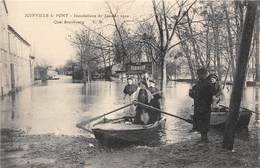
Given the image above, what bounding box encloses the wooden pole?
[222,1,257,150]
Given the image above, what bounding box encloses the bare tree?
[223,1,257,150]
[70,29,100,83]
[151,0,197,92]
[107,3,130,65]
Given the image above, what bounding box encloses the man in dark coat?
[148,80,162,123]
[189,68,218,143]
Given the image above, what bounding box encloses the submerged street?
[0,76,259,143]
[1,76,259,168]
[1,0,259,167]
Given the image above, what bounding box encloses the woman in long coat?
[132,81,153,125]
[123,78,138,116]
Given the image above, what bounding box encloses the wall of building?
[0,0,34,96]
[8,27,32,91]
[0,0,10,96]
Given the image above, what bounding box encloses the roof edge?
[3,0,8,14]
[8,25,31,46]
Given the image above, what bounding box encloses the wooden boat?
[190,105,252,128]
[90,117,166,143]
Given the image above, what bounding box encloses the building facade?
[0,0,10,96]
[0,0,35,96]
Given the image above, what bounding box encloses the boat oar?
[76,102,134,128]
[219,104,260,115]
[240,107,260,115]
[134,101,193,124]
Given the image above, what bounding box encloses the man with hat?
[189,68,218,143]
[148,80,162,123]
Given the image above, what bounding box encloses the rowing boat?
[90,117,166,143]
[190,105,252,128]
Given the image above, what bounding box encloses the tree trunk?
[210,4,221,80]
[255,10,260,81]
[234,1,244,71]
[205,25,211,67]
[255,88,259,121]
[176,29,195,80]
[82,65,87,84]
[222,1,257,150]
[159,55,167,109]
[224,2,236,80]
[213,26,221,79]
[101,49,108,80]
[87,69,91,82]
[213,27,221,79]
[223,59,232,89]
[183,44,195,80]
[186,15,204,67]
[160,56,167,93]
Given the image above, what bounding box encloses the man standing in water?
[189,68,218,143]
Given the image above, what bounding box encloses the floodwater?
[0,75,259,144]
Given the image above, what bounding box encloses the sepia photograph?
[0,0,259,167]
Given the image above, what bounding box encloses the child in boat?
[132,81,153,125]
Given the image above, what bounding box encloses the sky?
[5,0,153,67]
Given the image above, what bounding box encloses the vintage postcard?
[0,0,259,167]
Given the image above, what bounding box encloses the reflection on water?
[0,76,125,135]
[254,87,259,121]
[0,76,259,144]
